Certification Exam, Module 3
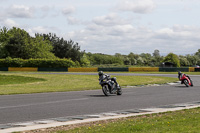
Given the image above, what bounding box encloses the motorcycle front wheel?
[117,86,122,95]
[190,79,193,87]
[102,85,109,96]
[184,79,189,87]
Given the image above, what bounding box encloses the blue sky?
[0,0,200,55]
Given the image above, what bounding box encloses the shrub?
[0,58,76,68]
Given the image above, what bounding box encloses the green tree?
[123,56,131,65]
[0,27,55,59]
[87,53,123,65]
[37,33,83,61]
[186,54,199,66]
[128,52,137,65]
[115,53,129,65]
[195,49,200,57]
[1,27,30,58]
[80,53,90,67]
[153,49,160,57]
[179,55,189,66]
[0,27,9,42]
[152,49,162,66]
[24,35,56,59]
[162,53,180,67]
[136,56,144,66]
[140,53,152,66]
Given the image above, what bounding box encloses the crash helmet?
[112,77,117,81]
[98,71,103,76]
[178,71,182,75]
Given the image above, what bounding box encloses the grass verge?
[0,72,177,95]
[0,75,46,85]
[31,107,199,133]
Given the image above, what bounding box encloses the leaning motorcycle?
[99,75,122,96]
[179,74,193,87]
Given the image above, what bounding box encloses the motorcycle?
[179,73,193,87]
[99,75,122,96]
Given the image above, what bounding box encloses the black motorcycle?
[99,75,122,96]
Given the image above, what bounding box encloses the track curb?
[1,101,200,133]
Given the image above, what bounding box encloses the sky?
[0,0,200,55]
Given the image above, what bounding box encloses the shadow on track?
[87,95,116,97]
[174,86,192,88]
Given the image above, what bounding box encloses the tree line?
[0,27,200,67]
[86,50,200,67]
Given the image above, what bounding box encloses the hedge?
[0,58,76,68]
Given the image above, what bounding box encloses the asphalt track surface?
[0,73,200,125]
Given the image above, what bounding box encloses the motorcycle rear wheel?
[102,85,109,96]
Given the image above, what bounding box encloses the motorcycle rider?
[98,71,119,90]
[178,71,191,84]
[178,71,183,80]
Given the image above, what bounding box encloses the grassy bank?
[0,74,46,85]
[43,107,200,133]
[0,72,177,95]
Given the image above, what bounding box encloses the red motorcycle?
[178,71,193,87]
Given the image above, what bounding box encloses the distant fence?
[195,68,200,72]
[129,67,159,72]
[68,68,98,72]
[98,67,128,72]
[159,67,189,72]
[0,67,199,72]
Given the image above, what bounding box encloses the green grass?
[0,75,46,85]
[55,107,200,133]
[0,72,177,95]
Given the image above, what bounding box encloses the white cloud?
[41,5,51,12]
[26,26,61,36]
[1,0,200,55]
[0,0,7,2]
[27,26,52,36]
[39,6,51,18]
[32,26,50,33]
[39,6,59,18]
[7,5,34,18]
[3,19,19,28]
[155,25,200,41]
[62,6,75,15]
[116,0,156,14]
[67,16,80,25]
[66,21,200,55]
[93,13,131,27]
[0,12,5,21]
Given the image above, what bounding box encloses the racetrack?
[0,73,199,125]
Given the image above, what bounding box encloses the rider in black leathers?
[98,71,119,89]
